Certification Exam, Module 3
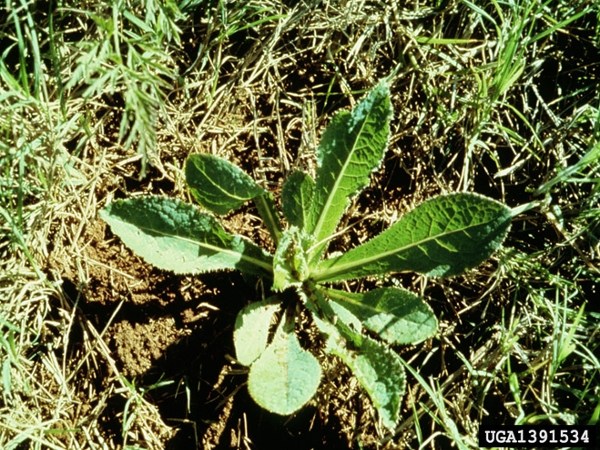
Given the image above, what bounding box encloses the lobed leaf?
[324,287,437,345]
[247,311,321,416]
[282,171,314,229]
[313,193,511,282]
[100,196,273,277]
[307,82,392,262]
[185,154,265,215]
[234,298,281,366]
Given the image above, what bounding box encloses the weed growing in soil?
[100,82,512,429]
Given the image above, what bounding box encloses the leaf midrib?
[312,110,372,244]
[323,288,382,314]
[312,218,493,281]
[124,219,273,273]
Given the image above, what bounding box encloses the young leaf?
[313,193,511,282]
[307,82,392,262]
[100,196,273,277]
[324,287,437,345]
[282,171,314,229]
[234,298,281,366]
[247,311,321,416]
[272,227,313,291]
[185,154,265,215]
[312,304,405,431]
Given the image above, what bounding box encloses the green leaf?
[247,311,321,415]
[324,287,438,345]
[329,299,362,332]
[100,196,273,277]
[313,193,511,282]
[307,82,392,262]
[272,227,313,291]
[282,171,314,229]
[234,298,281,366]
[312,305,405,431]
[342,336,405,431]
[254,192,283,245]
[185,154,265,215]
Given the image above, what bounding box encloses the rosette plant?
[100,81,511,429]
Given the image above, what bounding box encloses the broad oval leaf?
[312,310,405,431]
[307,82,392,262]
[282,171,314,229]
[185,154,265,215]
[248,313,321,416]
[325,287,437,345]
[313,193,511,282]
[234,298,281,366]
[100,196,273,277]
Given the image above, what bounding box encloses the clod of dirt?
[111,316,188,377]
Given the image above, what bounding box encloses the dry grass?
[1,0,599,448]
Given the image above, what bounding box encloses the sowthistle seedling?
[100,82,512,430]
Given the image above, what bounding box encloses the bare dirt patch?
[111,316,186,377]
